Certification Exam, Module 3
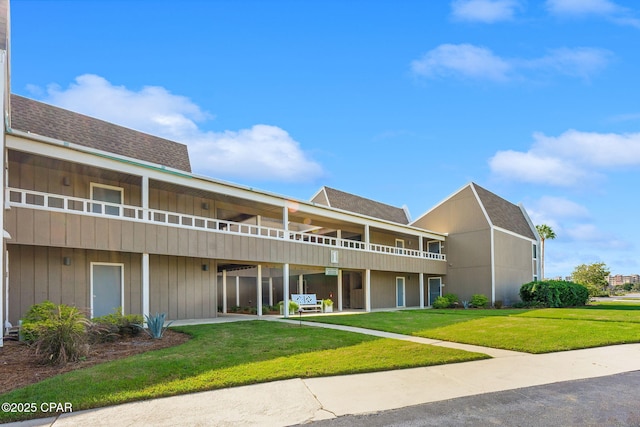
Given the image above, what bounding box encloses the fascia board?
[519,203,541,242]
[493,225,537,243]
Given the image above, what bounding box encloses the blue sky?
[10,0,640,278]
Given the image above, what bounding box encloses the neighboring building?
[0,0,539,344]
[607,274,640,287]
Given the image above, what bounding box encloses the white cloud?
[532,196,590,220]
[488,150,587,186]
[489,129,640,186]
[545,0,640,28]
[188,125,323,181]
[546,0,621,15]
[565,223,631,249]
[522,47,613,80]
[451,0,522,23]
[533,130,640,168]
[33,74,324,182]
[609,112,640,122]
[411,44,613,82]
[411,44,512,81]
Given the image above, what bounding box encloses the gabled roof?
[471,183,537,240]
[9,94,192,172]
[311,186,410,224]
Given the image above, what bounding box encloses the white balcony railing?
[7,188,446,261]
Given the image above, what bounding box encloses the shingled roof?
[311,186,410,224]
[472,183,536,240]
[9,95,192,172]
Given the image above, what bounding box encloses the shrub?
[520,280,589,308]
[471,294,489,308]
[277,300,300,314]
[136,312,173,339]
[443,293,459,307]
[31,304,90,365]
[92,308,143,339]
[22,300,87,343]
[432,296,450,309]
[462,300,470,309]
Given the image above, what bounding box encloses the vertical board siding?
[7,245,142,324]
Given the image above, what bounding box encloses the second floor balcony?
[6,187,446,263]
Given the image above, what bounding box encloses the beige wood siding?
[369,229,419,249]
[149,256,216,319]
[369,271,420,309]
[8,154,141,206]
[494,230,533,304]
[412,186,493,301]
[6,245,141,324]
[413,186,488,233]
[6,207,446,275]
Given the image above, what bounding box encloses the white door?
[91,263,124,318]
[396,277,405,307]
[428,277,442,306]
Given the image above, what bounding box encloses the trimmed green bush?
[432,296,450,309]
[31,304,91,365]
[443,293,459,307]
[471,294,489,308]
[92,308,143,339]
[520,280,589,308]
[22,300,84,342]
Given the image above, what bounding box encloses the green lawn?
[306,303,640,354]
[0,320,487,423]
[304,309,529,335]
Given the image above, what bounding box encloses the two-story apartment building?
[0,0,540,345]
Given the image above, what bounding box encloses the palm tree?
[535,224,556,280]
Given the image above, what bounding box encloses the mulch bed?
[0,329,190,394]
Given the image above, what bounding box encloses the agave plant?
[135,312,174,339]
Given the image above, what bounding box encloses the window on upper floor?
[428,241,441,254]
[90,183,123,216]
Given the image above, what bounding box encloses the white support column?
[256,215,261,227]
[364,224,370,250]
[1,250,6,347]
[298,274,303,294]
[257,265,263,317]
[419,273,425,309]
[142,253,150,317]
[365,269,371,312]
[0,51,6,348]
[283,263,290,318]
[142,176,149,209]
[283,205,289,239]
[222,270,228,314]
[269,277,273,306]
[235,276,240,307]
[418,236,424,253]
[337,269,343,312]
[337,230,342,240]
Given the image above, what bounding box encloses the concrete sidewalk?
[8,320,640,426]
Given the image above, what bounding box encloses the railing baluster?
[7,187,446,261]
